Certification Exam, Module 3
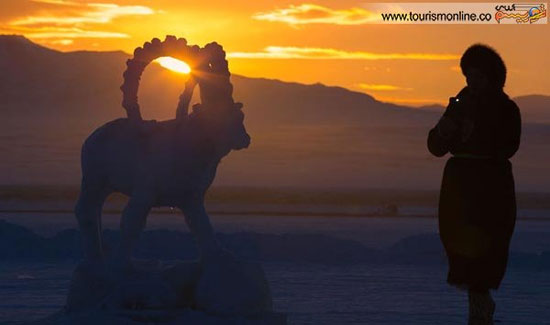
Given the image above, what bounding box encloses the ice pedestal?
[195,255,273,315]
[42,257,286,324]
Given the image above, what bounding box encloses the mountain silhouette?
[1,35,549,191]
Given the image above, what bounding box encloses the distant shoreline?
[1,208,549,221]
[1,185,550,208]
[1,186,550,222]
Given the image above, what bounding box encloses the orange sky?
[1,0,549,106]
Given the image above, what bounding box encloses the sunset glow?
[1,0,549,105]
[155,57,191,74]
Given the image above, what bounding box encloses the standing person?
[427,44,521,324]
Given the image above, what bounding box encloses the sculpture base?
[33,309,287,325]
[37,258,286,324]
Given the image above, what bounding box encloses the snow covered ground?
[0,213,549,324]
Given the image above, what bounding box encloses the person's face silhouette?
[464,67,489,96]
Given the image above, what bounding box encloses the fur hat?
[460,44,507,89]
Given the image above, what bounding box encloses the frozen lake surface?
[0,213,549,324]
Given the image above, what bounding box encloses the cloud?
[358,84,413,91]
[375,96,445,106]
[20,28,129,39]
[30,0,79,5]
[228,46,460,61]
[11,3,154,26]
[253,4,378,25]
[4,2,155,41]
[49,39,73,45]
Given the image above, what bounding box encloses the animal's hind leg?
[116,190,154,263]
[180,195,220,260]
[75,182,110,262]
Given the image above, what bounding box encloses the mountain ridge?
[1,35,549,191]
[2,34,548,111]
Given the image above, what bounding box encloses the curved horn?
[120,35,199,121]
[198,42,235,109]
[176,75,197,120]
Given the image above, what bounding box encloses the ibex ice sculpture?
[75,36,250,266]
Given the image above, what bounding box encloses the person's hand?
[437,116,458,139]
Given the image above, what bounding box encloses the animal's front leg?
[180,195,220,260]
[116,191,155,264]
[75,185,110,263]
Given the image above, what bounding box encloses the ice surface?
[1,219,548,268]
[1,217,549,324]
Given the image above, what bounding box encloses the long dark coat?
[427,86,521,291]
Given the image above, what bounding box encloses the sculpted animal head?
[219,101,250,151]
[191,42,251,152]
[120,36,250,154]
[191,100,250,153]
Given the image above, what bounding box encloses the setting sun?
[155,57,191,74]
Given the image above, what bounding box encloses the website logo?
[495,4,546,23]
